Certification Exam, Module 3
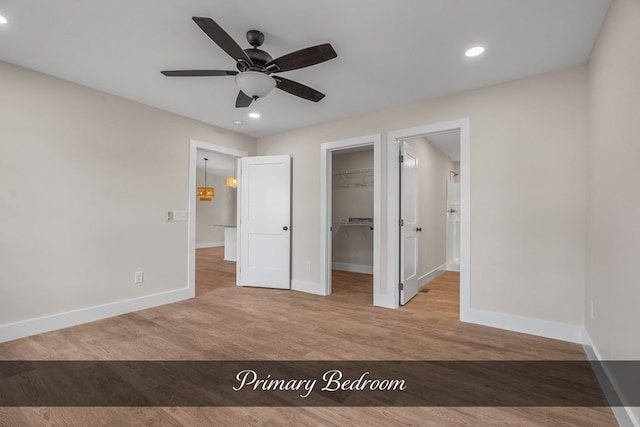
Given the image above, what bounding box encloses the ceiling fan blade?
[235,91,253,108]
[266,43,337,73]
[274,77,325,102]
[192,17,253,66]
[161,70,238,77]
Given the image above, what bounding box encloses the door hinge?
[399,283,404,291]
[400,219,404,227]
[399,155,404,163]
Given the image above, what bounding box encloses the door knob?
[416,227,422,232]
[283,226,289,231]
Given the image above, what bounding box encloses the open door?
[237,155,291,289]
[400,141,420,305]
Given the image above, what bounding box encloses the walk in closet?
[331,147,374,274]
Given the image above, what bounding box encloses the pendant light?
[197,158,214,201]
[226,158,238,189]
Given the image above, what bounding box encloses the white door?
[400,141,420,305]
[237,155,291,289]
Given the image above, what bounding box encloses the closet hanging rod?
[331,167,374,176]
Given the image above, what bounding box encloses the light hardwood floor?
[0,247,617,426]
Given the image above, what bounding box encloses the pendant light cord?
[204,158,208,187]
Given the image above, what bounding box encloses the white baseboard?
[0,288,193,344]
[582,329,639,427]
[332,262,373,274]
[291,280,326,296]
[418,264,447,287]
[196,241,224,249]
[460,308,583,343]
[446,263,460,272]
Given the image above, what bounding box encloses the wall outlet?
[134,271,144,284]
[589,300,594,320]
[305,261,311,271]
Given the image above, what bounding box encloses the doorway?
[188,139,248,297]
[193,149,240,296]
[386,118,470,315]
[331,146,375,301]
[399,131,461,304]
[320,134,381,304]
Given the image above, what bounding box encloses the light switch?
[167,210,188,222]
[173,210,187,221]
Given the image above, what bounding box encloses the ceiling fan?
[161,17,338,108]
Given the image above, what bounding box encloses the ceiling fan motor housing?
[238,30,274,71]
[243,47,273,69]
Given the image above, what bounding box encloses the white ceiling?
[196,149,236,179]
[426,131,461,162]
[0,1,611,138]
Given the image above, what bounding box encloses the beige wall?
[406,137,454,278]
[258,65,587,326]
[331,149,374,269]
[586,0,640,366]
[0,60,255,325]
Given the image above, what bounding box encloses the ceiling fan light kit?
[235,71,276,99]
[161,16,337,108]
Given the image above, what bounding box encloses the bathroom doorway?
[386,118,470,312]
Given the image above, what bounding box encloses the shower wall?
[446,179,461,270]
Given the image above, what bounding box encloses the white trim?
[291,280,326,296]
[189,139,248,293]
[320,134,381,305]
[461,308,583,343]
[332,263,373,274]
[446,263,461,272]
[582,330,640,427]
[418,264,447,287]
[386,118,471,310]
[195,241,224,249]
[0,288,191,344]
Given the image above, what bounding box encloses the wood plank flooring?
[0,247,617,426]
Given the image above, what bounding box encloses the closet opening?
[319,134,381,306]
[330,146,374,303]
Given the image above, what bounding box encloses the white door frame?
[386,119,470,316]
[320,134,381,303]
[188,139,248,296]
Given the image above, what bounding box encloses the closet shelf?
[332,222,374,239]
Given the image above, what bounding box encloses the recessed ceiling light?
[233,120,243,125]
[0,15,8,24]
[465,46,485,57]
[248,112,260,119]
